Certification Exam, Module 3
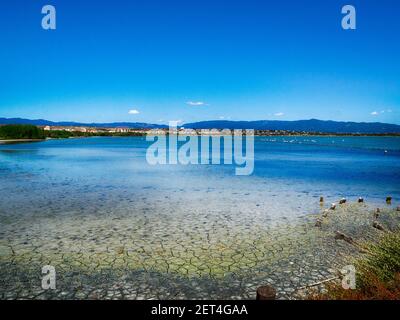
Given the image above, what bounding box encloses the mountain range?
[1,117,400,134]
[0,118,167,129]
[183,119,400,134]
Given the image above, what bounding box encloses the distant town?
[42,125,144,134]
[40,125,400,137]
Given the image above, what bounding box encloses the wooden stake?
[256,285,276,300]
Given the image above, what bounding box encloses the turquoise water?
[0,136,399,219]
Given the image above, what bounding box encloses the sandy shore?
[0,139,45,144]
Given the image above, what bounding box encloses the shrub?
[0,124,45,139]
[310,231,400,300]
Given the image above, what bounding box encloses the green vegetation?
[0,124,45,140]
[358,231,400,285]
[312,231,400,300]
[45,130,89,139]
[0,125,147,140]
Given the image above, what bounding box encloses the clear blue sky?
[1,0,399,124]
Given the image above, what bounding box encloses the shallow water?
[0,136,399,218]
[1,136,400,299]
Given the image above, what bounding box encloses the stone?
[373,221,384,231]
[330,203,336,210]
[315,219,322,227]
[319,196,324,203]
[386,196,392,204]
[339,198,346,204]
[334,231,354,244]
[256,285,276,300]
[358,197,364,203]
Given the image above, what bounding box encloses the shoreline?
[1,134,400,143]
[0,139,45,144]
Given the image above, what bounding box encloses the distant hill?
[0,118,167,129]
[1,117,400,134]
[183,119,400,134]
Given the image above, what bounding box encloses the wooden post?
[315,219,322,227]
[373,221,384,231]
[334,231,354,244]
[256,285,276,300]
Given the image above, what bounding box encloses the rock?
[358,197,364,203]
[334,231,354,244]
[339,198,346,204]
[315,219,322,227]
[373,221,384,231]
[319,196,324,203]
[397,206,400,212]
[386,196,392,204]
[256,285,276,300]
[330,203,336,210]
[322,209,329,218]
[374,212,379,219]
[376,208,381,213]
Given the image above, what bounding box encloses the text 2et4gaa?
[151,304,248,317]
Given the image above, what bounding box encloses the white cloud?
[186,101,206,106]
[371,109,394,116]
[274,112,284,117]
[128,109,140,115]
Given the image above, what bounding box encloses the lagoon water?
[0,136,399,219]
[1,136,400,299]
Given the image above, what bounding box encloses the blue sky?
[0,0,399,124]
